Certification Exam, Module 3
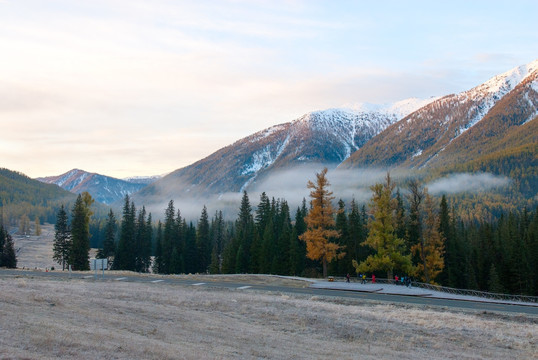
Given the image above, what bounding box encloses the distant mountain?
[123,175,164,185]
[1,168,73,204]
[37,169,150,205]
[341,59,538,170]
[134,98,436,203]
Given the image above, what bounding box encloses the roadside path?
[309,280,538,307]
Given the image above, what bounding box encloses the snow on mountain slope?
[123,174,164,185]
[136,97,437,200]
[341,59,538,169]
[237,97,441,191]
[451,59,538,138]
[344,97,441,119]
[37,169,149,205]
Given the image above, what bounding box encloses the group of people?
[343,273,412,287]
[394,275,412,287]
[345,273,376,284]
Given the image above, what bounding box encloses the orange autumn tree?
[299,168,344,278]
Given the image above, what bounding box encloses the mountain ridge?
[340,59,538,170]
[37,169,153,205]
[134,97,437,204]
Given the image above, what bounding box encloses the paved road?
[2,269,537,316]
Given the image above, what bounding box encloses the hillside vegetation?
[0,168,75,226]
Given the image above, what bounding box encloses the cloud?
[133,169,513,223]
[1,0,536,179]
[133,164,394,221]
[426,173,510,195]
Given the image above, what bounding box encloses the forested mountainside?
[0,168,75,225]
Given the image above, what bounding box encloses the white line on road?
[192,282,206,286]
[83,275,93,279]
[237,286,251,290]
[151,280,164,283]
[115,277,127,281]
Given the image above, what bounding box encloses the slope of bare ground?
[12,224,56,270]
[0,277,536,359]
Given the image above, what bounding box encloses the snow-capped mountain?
[134,98,435,203]
[135,59,538,207]
[37,169,152,205]
[123,175,164,185]
[341,59,538,169]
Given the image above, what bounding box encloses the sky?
[1,0,537,179]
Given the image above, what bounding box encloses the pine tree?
[209,211,225,274]
[527,209,538,295]
[357,173,412,280]
[299,168,344,278]
[407,179,424,259]
[438,195,451,285]
[260,219,274,273]
[289,202,307,276]
[348,198,368,270]
[0,224,17,268]
[53,205,71,270]
[209,246,220,274]
[143,213,153,272]
[172,216,186,274]
[488,263,504,293]
[184,221,197,273]
[234,191,254,273]
[394,189,406,241]
[196,206,211,273]
[69,192,94,270]
[334,199,350,276]
[97,209,116,261]
[114,195,136,271]
[274,200,291,275]
[411,191,445,284]
[134,206,152,273]
[255,192,271,238]
[162,200,176,274]
[153,221,164,273]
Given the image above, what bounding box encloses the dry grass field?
[12,224,56,270]
[0,275,536,360]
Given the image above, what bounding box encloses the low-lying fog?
[141,165,510,222]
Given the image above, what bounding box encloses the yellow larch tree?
[299,168,344,278]
[356,173,413,280]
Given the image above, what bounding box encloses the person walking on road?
[346,273,350,283]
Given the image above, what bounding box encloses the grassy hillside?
[0,168,76,226]
[1,276,536,359]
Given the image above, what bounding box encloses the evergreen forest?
[74,175,538,297]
